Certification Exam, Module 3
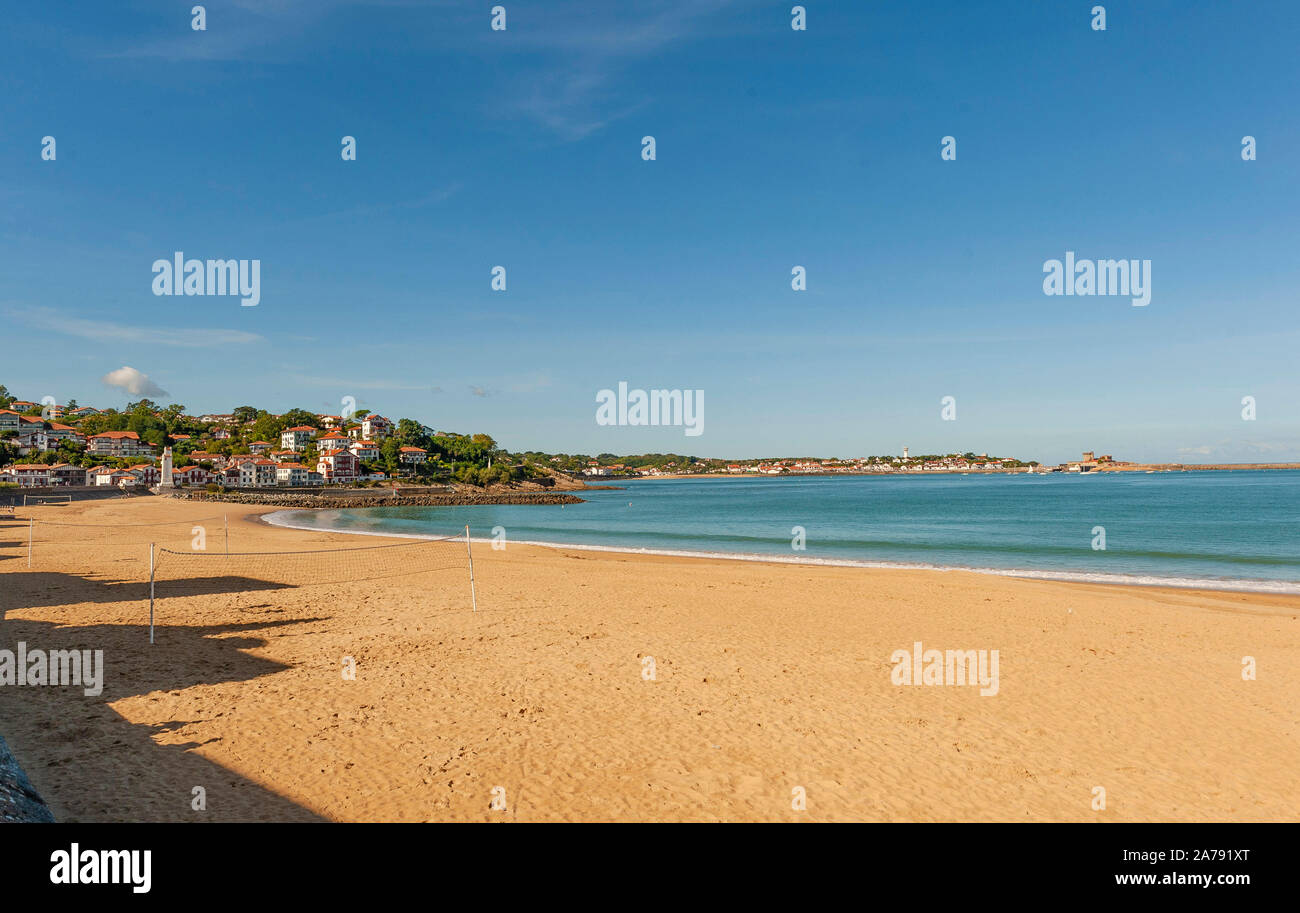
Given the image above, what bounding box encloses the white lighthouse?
[903,447,909,459]
[159,446,176,488]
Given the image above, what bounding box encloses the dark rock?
[0,735,55,823]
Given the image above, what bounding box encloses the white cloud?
[101,366,169,398]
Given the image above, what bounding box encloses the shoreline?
[261,508,1300,596]
[595,464,1300,481]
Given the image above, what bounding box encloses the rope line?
[27,515,227,528]
[156,533,462,558]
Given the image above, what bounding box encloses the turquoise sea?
[266,471,1300,593]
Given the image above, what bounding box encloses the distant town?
[0,384,1292,492]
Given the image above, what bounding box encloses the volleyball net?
[147,529,477,643]
[17,514,231,569]
[23,493,72,506]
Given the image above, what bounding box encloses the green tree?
[279,408,320,429]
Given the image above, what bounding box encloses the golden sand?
[1,497,1297,822]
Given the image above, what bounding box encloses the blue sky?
[2,0,1297,463]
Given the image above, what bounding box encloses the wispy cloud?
[103,0,464,62]
[289,373,431,391]
[463,374,550,397]
[505,373,552,394]
[6,305,263,347]
[282,184,462,228]
[494,1,745,140]
[101,0,745,140]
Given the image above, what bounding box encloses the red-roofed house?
[362,415,392,440]
[172,465,212,486]
[127,464,160,487]
[349,440,380,461]
[317,449,358,483]
[89,431,154,458]
[6,464,51,487]
[315,431,349,450]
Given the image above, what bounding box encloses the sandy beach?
[1,496,1297,822]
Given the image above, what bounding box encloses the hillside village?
[0,389,513,490]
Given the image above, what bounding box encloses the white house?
[316,431,350,452]
[349,440,380,461]
[238,459,279,487]
[275,463,323,487]
[280,425,317,451]
[362,415,393,440]
[127,464,160,486]
[88,431,154,458]
[7,464,51,487]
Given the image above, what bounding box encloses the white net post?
[149,542,156,644]
[465,525,477,613]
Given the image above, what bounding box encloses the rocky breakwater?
[171,490,585,508]
[0,734,55,822]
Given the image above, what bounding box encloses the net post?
[224,514,229,554]
[465,524,477,613]
[28,517,34,568]
[149,542,156,645]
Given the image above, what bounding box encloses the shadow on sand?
[1,569,332,822]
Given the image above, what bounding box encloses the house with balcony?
[317,449,358,483]
[275,462,323,487]
[237,459,279,488]
[48,464,88,486]
[316,431,350,452]
[172,465,212,486]
[127,464,161,487]
[362,415,392,440]
[349,440,380,461]
[88,431,155,458]
[7,464,51,487]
